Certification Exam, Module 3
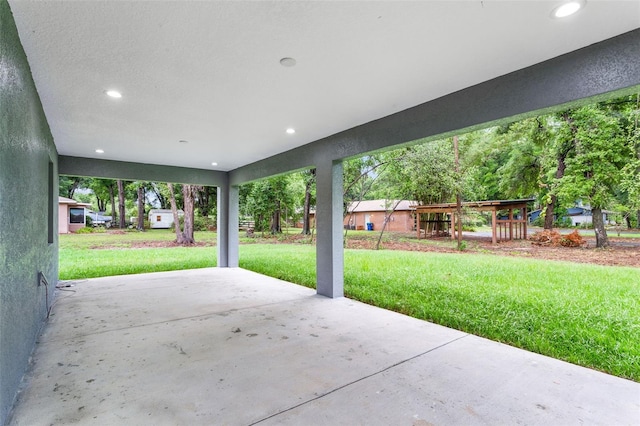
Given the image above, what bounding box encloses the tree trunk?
[544,158,567,230]
[637,210,640,230]
[66,177,81,199]
[270,200,281,234]
[453,135,463,249]
[592,207,609,248]
[136,185,145,231]
[545,114,574,229]
[543,195,557,230]
[302,168,316,235]
[181,184,196,244]
[302,188,312,235]
[109,184,116,227]
[96,196,106,213]
[197,186,215,217]
[117,180,126,228]
[167,183,186,244]
[376,200,403,250]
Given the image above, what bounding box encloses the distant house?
[567,206,616,226]
[149,209,183,229]
[344,200,416,232]
[58,196,92,233]
[529,206,615,226]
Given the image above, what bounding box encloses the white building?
[148,209,183,229]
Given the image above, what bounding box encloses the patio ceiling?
[8,1,640,172]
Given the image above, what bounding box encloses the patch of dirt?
[90,240,215,249]
[346,233,640,268]
[129,241,215,248]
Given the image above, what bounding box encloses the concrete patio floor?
[8,268,639,425]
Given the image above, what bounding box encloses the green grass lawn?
[58,231,640,381]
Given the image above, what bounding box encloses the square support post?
[315,159,344,298]
[217,176,239,268]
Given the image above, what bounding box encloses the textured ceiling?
[8,1,640,171]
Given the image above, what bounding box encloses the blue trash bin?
[366,222,373,231]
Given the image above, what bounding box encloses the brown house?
[344,200,416,232]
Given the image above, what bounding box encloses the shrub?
[170,215,215,232]
[75,227,94,234]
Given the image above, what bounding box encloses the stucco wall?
[58,204,69,234]
[0,1,59,423]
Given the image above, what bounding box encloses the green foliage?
[59,176,88,198]
[74,227,94,234]
[171,216,214,232]
[243,175,293,233]
[377,140,460,205]
[555,106,629,209]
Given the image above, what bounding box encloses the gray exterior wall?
[58,156,227,187]
[0,2,59,423]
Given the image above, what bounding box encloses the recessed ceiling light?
[286,128,295,134]
[179,140,189,144]
[552,1,584,18]
[105,90,122,98]
[95,149,104,154]
[211,162,218,166]
[280,57,296,67]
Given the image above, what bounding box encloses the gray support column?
[315,159,344,298]
[217,176,239,268]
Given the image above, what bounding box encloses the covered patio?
[3,1,640,423]
[8,268,638,425]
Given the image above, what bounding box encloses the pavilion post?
[509,208,514,241]
[491,210,497,244]
[451,213,455,240]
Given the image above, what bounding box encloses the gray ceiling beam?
[59,155,226,186]
[229,28,640,186]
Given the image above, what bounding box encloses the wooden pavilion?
[413,199,535,244]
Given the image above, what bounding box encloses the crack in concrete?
[248,333,471,425]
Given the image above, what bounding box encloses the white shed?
[149,209,183,229]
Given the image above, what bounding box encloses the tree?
[301,168,316,235]
[556,106,630,247]
[181,184,198,243]
[136,183,146,231]
[59,176,87,198]
[382,140,458,205]
[613,94,640,228]
[195,186,216,218]
[166,182,198,244]
[244,176,292,234]
[88,178,114,213]
[117,179,126,228]
[149,182,169,209]
[167,183,183,242]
